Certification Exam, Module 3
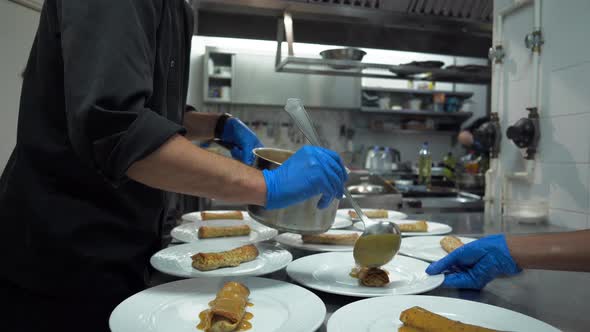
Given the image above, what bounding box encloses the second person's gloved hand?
[425,234,521,289]
[263,145,347,210]
[221,117,263,165]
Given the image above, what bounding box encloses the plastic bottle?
[418,142,432,186]
[366,146,380,174]
[380,147,393,175]
[442,152,456,181]
[374,147,386,175]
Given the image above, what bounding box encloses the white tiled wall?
[492,0,590,230]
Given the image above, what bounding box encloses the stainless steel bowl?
[247,147,339,234]
[320,47,366,69]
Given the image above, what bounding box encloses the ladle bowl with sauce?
[353,221,402,268]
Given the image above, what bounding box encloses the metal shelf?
[360,108,473,118]
[209,74,232,80]
[276,56,491,85]
[274,12,491,85]
[361,87,474,99]
[357,128,458,135]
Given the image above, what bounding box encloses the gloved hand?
[263,145,347,210]
[425,234,521,290]
[221,117,263,165]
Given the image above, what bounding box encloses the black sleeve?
[464,115,490,133]
[59,0,185,186]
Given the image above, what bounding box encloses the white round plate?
[181,210,251,222]
[399,235,477,262]
[286,252,443,297]
[150,242,292,278]
[327,295,559,332]
[110,277,326,332]
[331,215,353,229]
[337,208,408,221]
[170,219,278,245]
[275,229,362,252]
[353,219,452,236]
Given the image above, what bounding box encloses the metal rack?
[274,12,491,85]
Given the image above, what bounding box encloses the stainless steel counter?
[154,212,590,332]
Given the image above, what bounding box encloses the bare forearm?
[126,134,266,205]
[183,111,221,141]
[506,230,590,271]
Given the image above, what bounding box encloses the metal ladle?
[283,98,402,267]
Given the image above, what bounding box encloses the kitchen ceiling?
[190,0,493,58]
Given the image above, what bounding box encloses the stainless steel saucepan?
[247,147,339,234]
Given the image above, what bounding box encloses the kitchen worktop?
[153,212,589,332]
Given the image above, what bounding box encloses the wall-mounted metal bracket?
[488,45,505,64]
[525,30,544,53]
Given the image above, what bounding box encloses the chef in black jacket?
[457,115,490,153]
[0,1,347,331]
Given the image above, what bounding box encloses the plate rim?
[109,276,327,332]
[399,235,477,262]
[331,216,353,229]
[181,210,251,222]
[326,294,560,332]
[274,229,363,252]
[352,220,452,236]
[170,219,278,244]
[337,208,409,222]
[150,242,293,278]
[286,252,443,297]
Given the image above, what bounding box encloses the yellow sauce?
[237,320,252,331]
[197,310,212,330]
[237,312,254,331]
[353,233,401,267]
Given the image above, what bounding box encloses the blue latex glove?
[221,117,263,165]
[263,145,347,210]
[425,234,521,289]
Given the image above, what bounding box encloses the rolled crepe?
[358,267,389,287]
[191,244,259,271]
[301,233,359,245]
[398,327,424,332]
[350,266,390,287]
[201,211,244,220]
[348,209,388,219]
[198,225,251,239]
[400,306,498,332]
[198,282,250,332]
[399,220,428,232]
[440,235,464,253]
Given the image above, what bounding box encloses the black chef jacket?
[0,0,193,328]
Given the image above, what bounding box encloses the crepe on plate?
[398,220,428,232]
[198,225,251,239]
[301,232,359,245]
[201,211,244,220]
[440,235,464,253]
[350,266,390,287]
[197,281,254,332]
[191,244,259,271]
[348,209,388,219]
[399,306,498,332]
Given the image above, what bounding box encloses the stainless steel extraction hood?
[191,0,493,58]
